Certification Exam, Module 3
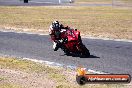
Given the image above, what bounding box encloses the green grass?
[0,57,59,74]
[76,0,132,3]
[49,72,67,82]
[0,83,22,88]
[76,0,112,3]
[120,0,132,2]
[0,6,132,39]
[0,76,7,81]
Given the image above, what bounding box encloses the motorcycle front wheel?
[61,45,71,55]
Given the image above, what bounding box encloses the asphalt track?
[0,31,132,75]
[0,0,59,6]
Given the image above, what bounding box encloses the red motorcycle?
[50,28,90,57]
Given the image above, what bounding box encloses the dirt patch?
[0,68,55,88]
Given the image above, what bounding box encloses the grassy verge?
[0,56,128,88]
[75,0,132,4]
[75,0,112,4]
[0,6,132,40]
[120,0,132,2]
[0,83,21,88]
[0,76,7,81]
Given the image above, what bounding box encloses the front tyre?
[60,44,71,55]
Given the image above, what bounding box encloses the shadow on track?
[89,55,100,58]
[60,54,100,58]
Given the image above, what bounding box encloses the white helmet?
[52,21,60,30]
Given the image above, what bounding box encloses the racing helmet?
[52,21,60,30]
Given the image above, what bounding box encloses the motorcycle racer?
[49,21,68,51]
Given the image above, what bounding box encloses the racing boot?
[53,39,65,51]
[53,41,59,51]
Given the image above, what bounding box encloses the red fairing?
[60,29,81,52]
[65,29,80,41]
[73,29,80,39]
